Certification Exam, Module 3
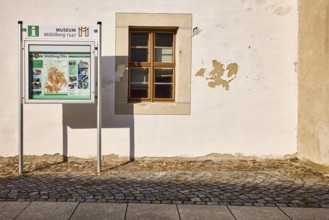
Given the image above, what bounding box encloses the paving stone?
[229,206,290,220]
[15,201,78,220]
[0,202,30,220]
[71,203,126,220]
[207,202,219,205]
[179,205,235,220]
[191,198,201,202]
[126,203,179,220]
[281,207,329,220]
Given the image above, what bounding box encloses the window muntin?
[129,30,175,101]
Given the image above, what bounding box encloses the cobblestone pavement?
[1,154,329,208]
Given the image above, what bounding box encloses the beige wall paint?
[298,0,329,165]
[0,0,298,158]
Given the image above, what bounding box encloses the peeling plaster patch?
[195,68,206,77]
[256,0,266,5]
[273,6,291,16]
[192,27,202,36]
[241,0,291,15]
[115,64,126,82]
[227,63,239,77]
[196,60,239,90]
[100,76,113,88]
[254,73,264,80]
[208,60,228,89]
[241,0,267,6]
[294,61,298,74]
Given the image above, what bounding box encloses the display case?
[24,41,95,103]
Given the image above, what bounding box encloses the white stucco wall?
[0,0,298,158]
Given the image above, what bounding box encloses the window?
[129,30,176,102]
[115,13,192,115]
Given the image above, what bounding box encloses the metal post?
[18,21,23,175]
[97,22,102,174]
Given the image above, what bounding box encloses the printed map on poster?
[44,59,68,94]
[30,53,91,100]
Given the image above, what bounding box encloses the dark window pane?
[155,33,173,47]
[154,84,173,99]
[130,68,149,83]
[130,84,148,98]
[155,69,173,83]
[130,48,148,62]
[131,32,148,46]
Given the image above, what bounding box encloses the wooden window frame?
[128,29,176,102]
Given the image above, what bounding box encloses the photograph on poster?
[78,75,89,89]
[69,76,77,82]
[33,68,42,75]
[78,61,88,75]
[32,90,42,95]
[32,74,41,82]
[69,82,77,89]
[33,82,42,89]
[69,61,76,66]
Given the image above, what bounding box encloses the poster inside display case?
[25,42,95,103]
